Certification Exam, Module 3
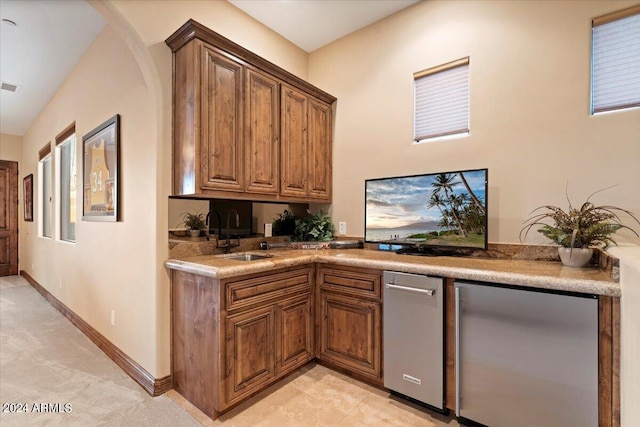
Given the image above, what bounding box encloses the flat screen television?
[365,168,488,252]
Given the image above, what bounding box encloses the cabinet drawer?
[317,265,381,300]
[225,266,312,312]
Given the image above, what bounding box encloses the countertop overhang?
[165,249,619,297]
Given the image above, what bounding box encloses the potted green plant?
[272,210,296,236]
[293,210,335,242]
[182,212,206,237]
[520,187,640,267]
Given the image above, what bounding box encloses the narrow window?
[591,5,640,114]
[414,57,470,143]
[56,124,76,242]
[38,143,52,238]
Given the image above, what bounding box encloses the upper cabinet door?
[200,47,244,192]
[245,68,279,195]
[280,85,308,198]
[167,21,335,201]
[308,99,332,201]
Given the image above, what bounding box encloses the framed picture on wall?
[82,114,120,222]
[23,174,33,222]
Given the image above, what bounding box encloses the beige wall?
[16,0,310,379]
[0,133,23,162]
[310,0,640,245]
[20,26,159,374]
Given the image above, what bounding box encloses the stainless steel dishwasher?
[383,271,445,412]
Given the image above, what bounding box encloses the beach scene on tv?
[365,170,487,248]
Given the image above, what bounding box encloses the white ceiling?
[229,0,420,52]
[0,0,419,137]
[0,0,104,136]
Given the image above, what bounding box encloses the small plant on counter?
[182,212,206,232]
[519,186,640,267]
[272,210,297,236]
[293,210,335,242]
[520,186,639,248]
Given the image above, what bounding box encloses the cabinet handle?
[384,283,435,296]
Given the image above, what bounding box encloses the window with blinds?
[591,5,640,114]
[414,57,469,142]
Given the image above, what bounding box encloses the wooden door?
[245,68,279,195]
[280,85,308,198]
[276,294,314,375]
[317,291,381,380]
[0,161,18,276]
[201,47,244,192]
[307,99,332,201]
[225,304,276,405]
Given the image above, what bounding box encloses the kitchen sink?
[224,253,273,261]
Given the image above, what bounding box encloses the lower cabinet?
[316,265,383,383]
[276,294,314,374]
[224,293,315,405]
[222,267,314,409]
[172,262,618,425]
[171,266,314,419]
[225,305,277,404]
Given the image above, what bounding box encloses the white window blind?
[414,57,469,142]
[591,6,640,114]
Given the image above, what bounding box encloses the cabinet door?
[224,305,276,406]
[245,68,279,194]
[317,292,382,380]
[201,47,244,192]
[276,294,314,375]
[307,99,332,201]
[280,85,308,198]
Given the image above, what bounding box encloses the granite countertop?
[165,249,620,297]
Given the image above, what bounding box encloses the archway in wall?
[86,0,172,378]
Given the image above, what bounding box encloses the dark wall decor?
[82,114,120,221]
[23,174,33,222]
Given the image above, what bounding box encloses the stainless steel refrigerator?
[454,281,599,427]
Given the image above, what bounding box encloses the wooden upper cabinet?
[281,85,333,202]
[245,68,279,195]
[166,20,336,202]
[308,99,332,200]
[280,85,308,198]
[201,47,244,192]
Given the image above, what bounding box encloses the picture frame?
[82,114,120,221]
[23,174,33,222]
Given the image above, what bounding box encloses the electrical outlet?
[264,223,272,238]
[59,279,62,289]
[338,222,347,235]
[110,310,116,326]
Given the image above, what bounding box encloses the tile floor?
[1,274,460,426]
[169,363,460,426]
